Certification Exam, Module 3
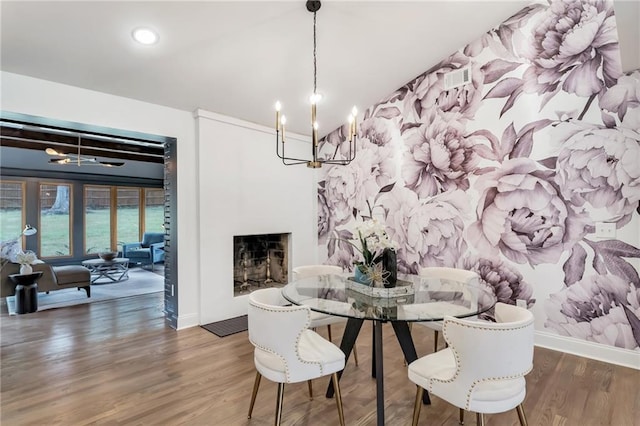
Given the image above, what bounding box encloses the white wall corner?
[535,330,640,370]
[177,313,200,330]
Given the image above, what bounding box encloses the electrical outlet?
[595,222,616,239]
[516,299,527,309]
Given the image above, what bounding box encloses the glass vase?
[353,265,373,286]
[382,248,397,288]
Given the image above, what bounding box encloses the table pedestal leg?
[374,320,385,426]
[391,321,431,405]
[326,317,363,398]
[15,283,38,314]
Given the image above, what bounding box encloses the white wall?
[0,71,200,329]
[194,110,317,324]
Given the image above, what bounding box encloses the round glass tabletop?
[282,273,497,322]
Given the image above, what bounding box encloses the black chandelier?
[274,0,357,168]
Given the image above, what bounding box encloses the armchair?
[122,232,165,270]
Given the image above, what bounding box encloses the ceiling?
[1,0,639,139]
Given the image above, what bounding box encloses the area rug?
[201,315,248,337]
[5,268,163,315]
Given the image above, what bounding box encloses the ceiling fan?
[45,136,124,167]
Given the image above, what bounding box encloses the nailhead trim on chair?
[249,303,324,383]
[427,319,533,410]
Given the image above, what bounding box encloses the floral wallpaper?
[317,0,640,351]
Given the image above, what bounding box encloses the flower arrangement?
[351,219,396,269]
[16,250,38,265]
[337,219,397,287]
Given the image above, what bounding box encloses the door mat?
[201,315,248,337]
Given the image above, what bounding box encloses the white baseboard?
[535,330,640,370]
[176,312,200,330]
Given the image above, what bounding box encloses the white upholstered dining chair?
[247,287,346,426]
[292,265,359,365]
[417,267,480,353]
[408,302,534,426]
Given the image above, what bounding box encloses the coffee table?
[82,258,129,284]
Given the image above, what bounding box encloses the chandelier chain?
[313,11,317,94]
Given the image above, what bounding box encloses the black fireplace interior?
[233,233,289,296]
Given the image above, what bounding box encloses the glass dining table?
[281,272,497,426]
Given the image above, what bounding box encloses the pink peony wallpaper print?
[317,0,640,351]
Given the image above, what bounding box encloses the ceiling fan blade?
[45,147,65,156]
[99,160,125,167]
[49,157,70,164]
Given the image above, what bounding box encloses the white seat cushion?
[254,329,345,384]
[408,348,456,386]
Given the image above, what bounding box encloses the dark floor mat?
[201,315,248,337]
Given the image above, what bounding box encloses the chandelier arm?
[282,159,311,166]
[275,130,311,163]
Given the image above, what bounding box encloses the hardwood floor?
[1,293,638,425]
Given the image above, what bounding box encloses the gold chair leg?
[275,383,285,426]
[353,344,359,366]
[327,324,333,341]
[307,379,313,399]
[459,407,464,424]
[412,386,424,426]
[332,372,345,426]
[434,330,439,352]
[516,404,528,426]
[247,371,262,419]
[476,412,485,426]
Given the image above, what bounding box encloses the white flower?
[353,219,396,266]
[15,250,38,265]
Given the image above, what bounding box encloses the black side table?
[9,272,43,314]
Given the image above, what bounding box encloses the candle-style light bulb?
[351,106,358,139]
[275,101,281,130]
[348,115,355,142]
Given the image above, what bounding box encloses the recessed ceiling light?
[132,27,158,45]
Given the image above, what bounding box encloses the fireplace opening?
[233,233,290,296]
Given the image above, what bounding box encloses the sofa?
[1,262,91,298]
[122,232,165,270]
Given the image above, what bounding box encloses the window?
[0,181,25,243]
[40,183,72,257]
[117,187,140,251]
[3,177,162,260]
[144,188,164,234]
[85,185,112,254]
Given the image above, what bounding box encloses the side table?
[9,272,44,314]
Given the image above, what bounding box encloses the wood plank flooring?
[1,293,638,425]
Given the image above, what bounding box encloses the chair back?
[248,288,320,383]
[141,232,164,248]
[418,267,478,284]
[292,265,342,280]
[442,302,534,393]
